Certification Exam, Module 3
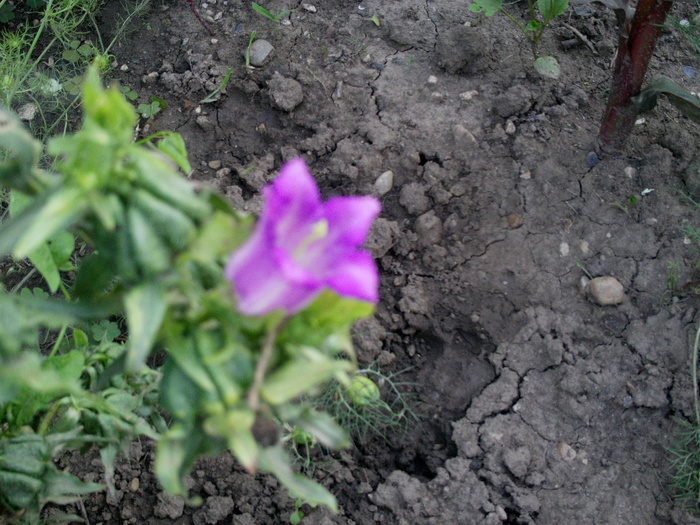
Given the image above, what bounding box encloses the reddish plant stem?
[597,0,674,153]
[185,0,216,36]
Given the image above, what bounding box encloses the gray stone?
[246,39,274,67]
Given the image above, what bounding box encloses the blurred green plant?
[0,68,379,521]
[0,0,150,138]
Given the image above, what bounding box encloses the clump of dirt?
[37,0,700,522]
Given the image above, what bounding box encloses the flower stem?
[597,0,674,153]
[247,319,286,411]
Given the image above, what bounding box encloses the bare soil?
[41,0,700,523]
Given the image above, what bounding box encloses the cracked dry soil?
[50,0,700,523]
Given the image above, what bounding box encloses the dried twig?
[185,0,216,36]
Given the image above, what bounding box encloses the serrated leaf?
[469,0,502,16]
[534,56,561,79]
[537,0,568,20]
[634,76,700,123]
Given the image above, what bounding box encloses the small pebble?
[587,276,625,305]
[560,242,570,256]
[459,90,478,101]
[208,160,222,170]
[246,39,274,67]
[427,75,438,84]
[374,170,394,196]
[129,477,140,492]
[17,103,38,121]
[505,120,516,134]
[506,214,522,229]
[302,3,317,12]
[586,150,599,168]
[452,124,477,146]
[557,442,577,461]
[519,171,532,180]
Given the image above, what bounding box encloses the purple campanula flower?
[225,158,381,316]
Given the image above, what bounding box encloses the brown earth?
[42,0,700,523]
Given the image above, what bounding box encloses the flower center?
[294,219,328,259]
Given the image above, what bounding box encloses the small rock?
[128,477,139,492]
[505,120,516,134]
[503,446,531,479]
[624,166,637,178]
[246,39,274,67]
[587,276,625,305]
[374,170,394,196]
[559,242,570,256]
[459,90,478,101]
[208,159,222,170]
[302,3,317,11]
[452,124,477,147]
[17,103,37,121]
[415,210,443,247]
[427,75,438,84]
[557,442,577,461]
[506,214,523,229]
[267,72,304,112]
[196,115,214,131]
[519,170,532,180]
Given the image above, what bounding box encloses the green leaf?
[534,56,561,79]
[48,230,75,271]
[72,328,89,348]
[155,423,223,496]
[251,2,276,21]
[260,347,352,405]
[634,76,700,124]
[469,0,502,16]
[13,187,86,259]
[124,281,167,372]
[537,0,568,21]
[41,469,102,505]
[526,20,542,32]
[159,359,201,421]
[206,410,259,471]
[90,320,120,343]
[191,210,253,261]
[153,131,192,174]
[259,445,338,511]
[277,405,350,449]
[27,242,61,293]
[0,108,44,193]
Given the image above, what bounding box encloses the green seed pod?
[345,376,380,407]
